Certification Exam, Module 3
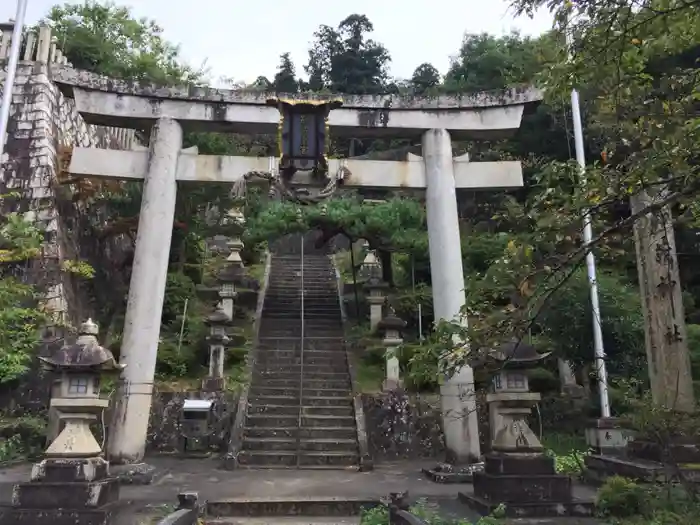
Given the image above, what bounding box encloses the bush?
[535,269,646,378]
[0,279,44,384]
[596,476,647,518]
[162,272,197,325]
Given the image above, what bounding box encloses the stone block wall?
[1,57,137,332]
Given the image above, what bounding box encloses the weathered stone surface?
[0,507,116,525]
[109,463,156,485]
[361,392,444,460]
[1,63,136,332]
[144,390,238,454]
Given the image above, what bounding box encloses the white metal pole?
[568,28,612,418]
[0,0,29,161]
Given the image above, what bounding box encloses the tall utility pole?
[0,0,29,161]
[568,29,612,418]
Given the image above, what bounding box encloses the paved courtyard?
[0,457,600,524]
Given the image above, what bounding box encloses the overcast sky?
[3,0,553,84]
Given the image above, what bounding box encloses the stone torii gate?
[54,67,540,465]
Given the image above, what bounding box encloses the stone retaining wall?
[1,60,137,331]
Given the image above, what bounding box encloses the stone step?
[244,426,358,440]
[248,405,354,417]
[242,437,358,452]
[259,319,342,326]
[261,315,342,322]
[236,450,358,468]
[249,395,353,407]
[259,332,344,339]
[253,360,348,371]
[259,320,343,326]
[267,286,336,291]
[262,305,340,312]
[253,365,348,375]
[256,342,344,349]
[249,386,352,398]
[254,349,345,358]
[206,497,372,518]
[246,414,356,428]
[208,517,361,525]
[252,372,351,389]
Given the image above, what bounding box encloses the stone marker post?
[107,117,182,464]
[5,320,124,525]
[379,312,407,391]
[423,128,481,465]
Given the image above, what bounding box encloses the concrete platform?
[0,458,601,524]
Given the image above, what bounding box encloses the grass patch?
[355,360,385,393]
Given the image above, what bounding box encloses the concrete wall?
[0,60,137,331]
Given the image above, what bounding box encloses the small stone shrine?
[4,319,124,525]
[460,339,594,518]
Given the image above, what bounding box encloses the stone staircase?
[237,252,360,469]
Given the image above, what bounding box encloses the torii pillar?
[107,117,182,464]
[424,129,480,464]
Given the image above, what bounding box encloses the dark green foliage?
[410,63,441,94]
[47,1,200,84]
[305,14,390,94]
[273,53,299,93]
[535,270,645,376]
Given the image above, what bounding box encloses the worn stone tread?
[208,518,361,525]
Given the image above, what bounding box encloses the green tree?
[410,63,441,94]
[273,53,299,93]
[444,31,552,93]
[305,14,391,94]
[47,1,200,84]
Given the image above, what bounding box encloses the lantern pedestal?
[9,456,120,525]
[459,452,595,518]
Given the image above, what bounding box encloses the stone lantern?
[226,237,245,268]
[460,339,592,517]
[216,265,240,320]
[202,306,230,391]
[9,319,123,523]
[485,340,550,450]
[225,207,246,226]
[360,242,382,281]
[364,276,389,332]
[378,312,406,391]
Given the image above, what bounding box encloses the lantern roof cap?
[217,265,244,283]
[205,306,231,325]
[38,319,124,371]
[378,312,406,330]
[489,338,550,367]
[364,276,389,289]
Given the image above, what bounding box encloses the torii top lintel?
[49,65,543,140]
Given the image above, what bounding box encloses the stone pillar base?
[202,376,225,391]
[4,457,121,525]
[382,378,403,391]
